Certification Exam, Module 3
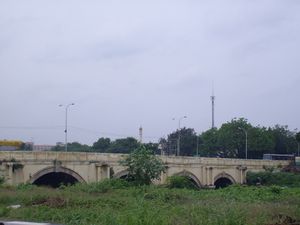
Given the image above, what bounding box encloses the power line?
[0,125,161,140]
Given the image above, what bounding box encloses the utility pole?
[177,116,187,156]
[239,127,248,159]
[59,103,75,152]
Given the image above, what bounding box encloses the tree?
[162,128,198,156]
[120,146,165,185]
[143,142,160,154]
[52,142,91,152]
[108,137,139,154]
[92,137,111,152]
[271,125,297,154]
[217,118,251,158]
[246,126,275,159]
[200,128,219,157]
[296,132,300,156]
[296,132,300,143]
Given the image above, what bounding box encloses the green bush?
[0,176,5,185]
[16,183,35,191]
[69,178,131,193]
[120,146,165,185]
[166,175,198,189]
[246,171,300,187]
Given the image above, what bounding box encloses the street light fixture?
[173,116,187,156]
[238,127,248,159]
[59,103,75,152]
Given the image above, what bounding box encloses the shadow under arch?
[29,166,86,188]
[113,170,129,179]
[214,172,236,189]
[173,170,202,189]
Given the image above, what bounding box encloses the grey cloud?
[0,0,299,144]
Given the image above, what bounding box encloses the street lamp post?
[59,103,75,152]
[176,116,187,156]
[196,135,199,157]
[239,127,248,159]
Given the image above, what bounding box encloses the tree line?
[52,118,300,159]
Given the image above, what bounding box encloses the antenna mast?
[139,126,143,143]
[210,83,215,129]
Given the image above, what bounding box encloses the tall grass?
[0,181,299,225]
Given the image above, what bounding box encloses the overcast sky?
[1,0,300,145]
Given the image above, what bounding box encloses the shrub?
[120,146,165,185]
[70,178,131,193]
[16,183,35,191]
[166,175,197,189]
[246,171,300,187]
[0,176,5,185]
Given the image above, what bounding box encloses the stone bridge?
[0,151,289,188]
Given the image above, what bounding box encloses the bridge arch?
[29,166,85,188]
[113,170,129,179]
[214,172,236,189]
[173,170,202,188]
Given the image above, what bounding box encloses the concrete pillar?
[241,166,247,184]
[209,167,213,186]
[7,163,13,185]
[96,166,101,182]
[204,167,208,186]
[106,166,110,179]
[236,165,247,184]
[160,167,168,184]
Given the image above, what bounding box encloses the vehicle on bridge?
[263,153,295,160]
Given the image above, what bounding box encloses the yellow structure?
[0,140,23,147]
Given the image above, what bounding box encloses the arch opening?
[114,170,129,180]
[33,172,79,188]
[181,176,200,189]
[214,177,233,189]
[30,166,85,188]
[119,174,129,180]
[173,171,202,189]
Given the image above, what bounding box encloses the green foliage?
[108,137,140,154]
[47,117,299,158]
[161,127,198,156]
[91,137,140,154]
[52,142,91,152]
[0,185,300,225]
[271,125,298,154]
[200,128,219,157]
[296,132,300,143]
[196,118,297,159]
[166,175,197,189]
[217,118,251,158]
[120,146,165,185]
[92,137,111,152]
[262,165,275,172]
[16,183,35,191]
[143,142,159,154]
[69,179,131,193]
[246,171,300,187]
[0,176,5,185]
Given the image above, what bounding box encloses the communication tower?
[139,126,143,143]
[211,85,215,129]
